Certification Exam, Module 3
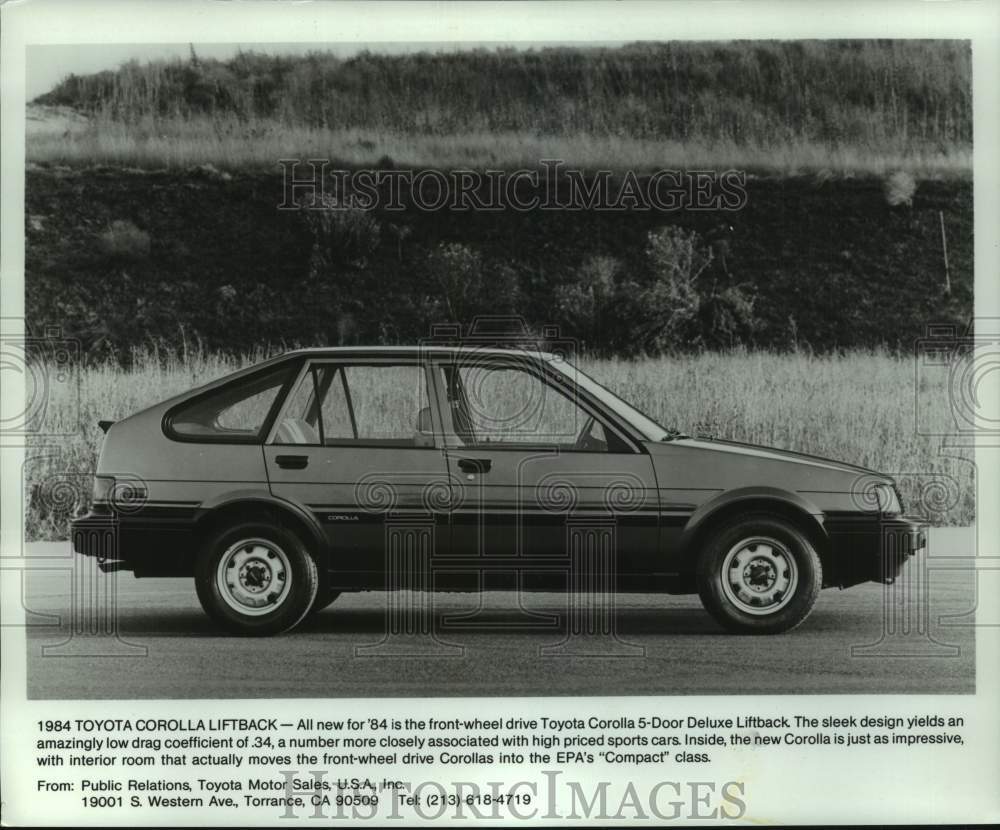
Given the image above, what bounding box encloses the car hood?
[672,437,882,476]
[645,436,891,494]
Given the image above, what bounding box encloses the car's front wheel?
[310,588,341,615]
[696,514,822,634]
[195,522,318,636]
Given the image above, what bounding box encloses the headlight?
[873,483,901,516]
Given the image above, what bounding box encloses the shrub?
[638,226,712,350]
[98,219,151,261]
[301,192,382,274]
[426,242,482,322]
[639,226,758,350]
[423,243,522,327]
[554,255,620,348]
[884,170,917,207]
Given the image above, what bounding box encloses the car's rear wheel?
[196,522,318,636]
[696,514,822,634]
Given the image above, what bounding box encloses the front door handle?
[276,454,309,470]
[457,458,492,474]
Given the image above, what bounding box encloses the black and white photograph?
[1,0,998,826]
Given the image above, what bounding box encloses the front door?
[264,359,452,588]
[431,356,660,587]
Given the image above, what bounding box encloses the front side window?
[166,363,295,442]
[555,359,669,442]
[273,363,433,447]
[438,362,626,451]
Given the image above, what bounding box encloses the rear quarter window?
[164,362,297,443]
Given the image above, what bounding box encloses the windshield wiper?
[661,428,690,441]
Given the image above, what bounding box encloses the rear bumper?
[71,509,197,576]
[826,514,926,588]
[71,513,119,562]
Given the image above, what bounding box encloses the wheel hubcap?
[216,539,292,616]
[721,536,798,616]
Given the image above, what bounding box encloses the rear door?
[264,358,452,586]
[430,355,660,581]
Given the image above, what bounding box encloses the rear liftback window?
[166,363,296,442]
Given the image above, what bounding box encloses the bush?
[639,226,758,350]
[884,170,917,207]
[98,219,150,261]
[301,192,381,272]
[423,242,522,326]
[554,255,620,348]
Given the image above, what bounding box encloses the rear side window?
[165,363,296,442]
[273,363,432,447]
[341,365,428,441]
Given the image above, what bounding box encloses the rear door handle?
[276,454,309,470]
[457,458,492,474]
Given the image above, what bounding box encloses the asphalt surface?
[21,528,975,698]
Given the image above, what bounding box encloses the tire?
[696,513,822,634]
[306,562,340,616]
[195,522,318,636]
[310,588,341,615]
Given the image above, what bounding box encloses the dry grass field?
[24,347,973,540]
[26,114,971,178]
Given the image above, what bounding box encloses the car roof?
[279,345,561,360]
[118,345,567,428]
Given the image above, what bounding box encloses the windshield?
[550,358,670,442]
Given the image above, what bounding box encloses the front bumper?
[826,515,926,588]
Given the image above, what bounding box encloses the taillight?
[91,475,115,507]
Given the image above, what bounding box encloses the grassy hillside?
[25,167,972,358]
[30,41,971,175]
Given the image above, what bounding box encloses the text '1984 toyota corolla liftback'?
[72,347,925,636]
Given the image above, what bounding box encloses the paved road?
[20,529,975,698]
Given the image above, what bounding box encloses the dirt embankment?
[25,165,971,356]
